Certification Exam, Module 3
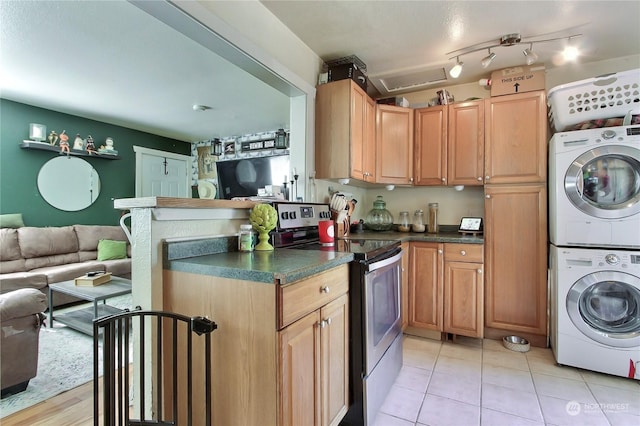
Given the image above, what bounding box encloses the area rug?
[0,294,132,418]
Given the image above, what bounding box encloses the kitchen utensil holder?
[331,211,350,238]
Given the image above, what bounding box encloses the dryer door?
[567,271,640,348]
[565,145,640,219]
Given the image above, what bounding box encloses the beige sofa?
[0,225,131,307]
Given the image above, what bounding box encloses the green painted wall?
[0,99,191,227]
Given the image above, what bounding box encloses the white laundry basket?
[547,68,640,132]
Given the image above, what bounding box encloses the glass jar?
[365,196,394,231]
[238,224,255,252]
[428,203,439,233]
[412,210,425,232]
[398,211,410,232]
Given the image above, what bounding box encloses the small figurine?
[85,135,96,154]
[47,130,58,146]
[105,137,115,151]
[59,130,70,156]
[73,134,84,150]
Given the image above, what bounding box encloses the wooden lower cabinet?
[443,244,484,338]
[162,264,349,426]
[408,242,484,338]
[279,294,348,426]
[408,242,444,331]
[401,242,410,330]
[484,184,548,343]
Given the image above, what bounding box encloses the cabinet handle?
[320,286,330,293]
[485,175,490,181]
[318,319,327,328]
[477,176,483,181]
[409,177,414,183]
[485,194,491,199]
[460,250,466,256]
[477,269,483,274]
[325,317,332,326]
[441,177,446,182]
[438,249,443,254]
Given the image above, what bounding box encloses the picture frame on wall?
[197,145,216,179]
[224,142,235,155]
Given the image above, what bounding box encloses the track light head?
[449,56,463,78]
[523,43,539,65]
[481,49,496,68]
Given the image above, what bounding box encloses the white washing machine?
[550,244,640,379]
[549,125,640,248]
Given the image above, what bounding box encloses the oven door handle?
[366,249,403,273]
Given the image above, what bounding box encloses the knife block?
[331,211,350,238]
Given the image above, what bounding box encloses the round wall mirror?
[37,156,101,211]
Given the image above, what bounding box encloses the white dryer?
[549,125,640,248]
[550,244,640,379]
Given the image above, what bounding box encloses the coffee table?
[48,276,132,335]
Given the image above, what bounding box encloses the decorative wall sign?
[240,138,276,152]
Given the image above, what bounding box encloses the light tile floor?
[374,334,640,426]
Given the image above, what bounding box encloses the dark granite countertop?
[345,225,483,244]
[165,244,353,285]
[163,225,480,285]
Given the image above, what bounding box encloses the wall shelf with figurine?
[20,141,121,160]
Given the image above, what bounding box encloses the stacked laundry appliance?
[547,68,640,379]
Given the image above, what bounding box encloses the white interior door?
[134,146,191,197]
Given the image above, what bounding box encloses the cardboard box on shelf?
[490,65,545,97]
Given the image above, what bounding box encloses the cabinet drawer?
[444,244,483,263]
[278,264,348,329]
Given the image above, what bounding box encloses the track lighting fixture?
[447,32,582,73]
[523,43,539,65]
[449,56,463,78]
[481,49,496,68]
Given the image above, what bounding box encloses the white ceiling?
[262,0,640,96]
[2,1,639,144]
[0,0,292,142]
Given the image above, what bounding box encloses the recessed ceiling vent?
[375,67,448,93]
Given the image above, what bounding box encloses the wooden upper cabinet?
[448,100,484,185]
[315,80,375,181]
[484,91,547,184]
[414,106,447,186]
[376,104,414,185]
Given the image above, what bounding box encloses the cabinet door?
[279,310,321,426]
[444,261,484,338]
[315,79,368,179]
[401,242,410,330]
[448,100,484,185]
[484,91,547,184]
[484,184,547,336]
[409,242,443,331]
[350,85,376,181]
[376,104,414,185]
[321,294,349,426]
[414,106,447,186]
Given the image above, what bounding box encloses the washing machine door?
[565,145,640,219]
[567,271,640,348]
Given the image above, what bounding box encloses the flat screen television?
[216,154,290,199]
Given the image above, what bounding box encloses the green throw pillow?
[97,239,127,261]
[0,213,25,228]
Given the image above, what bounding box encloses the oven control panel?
[274,202,331,230]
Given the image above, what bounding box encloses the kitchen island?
[163,238,353,426]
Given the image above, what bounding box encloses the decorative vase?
[255,229,273,251]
